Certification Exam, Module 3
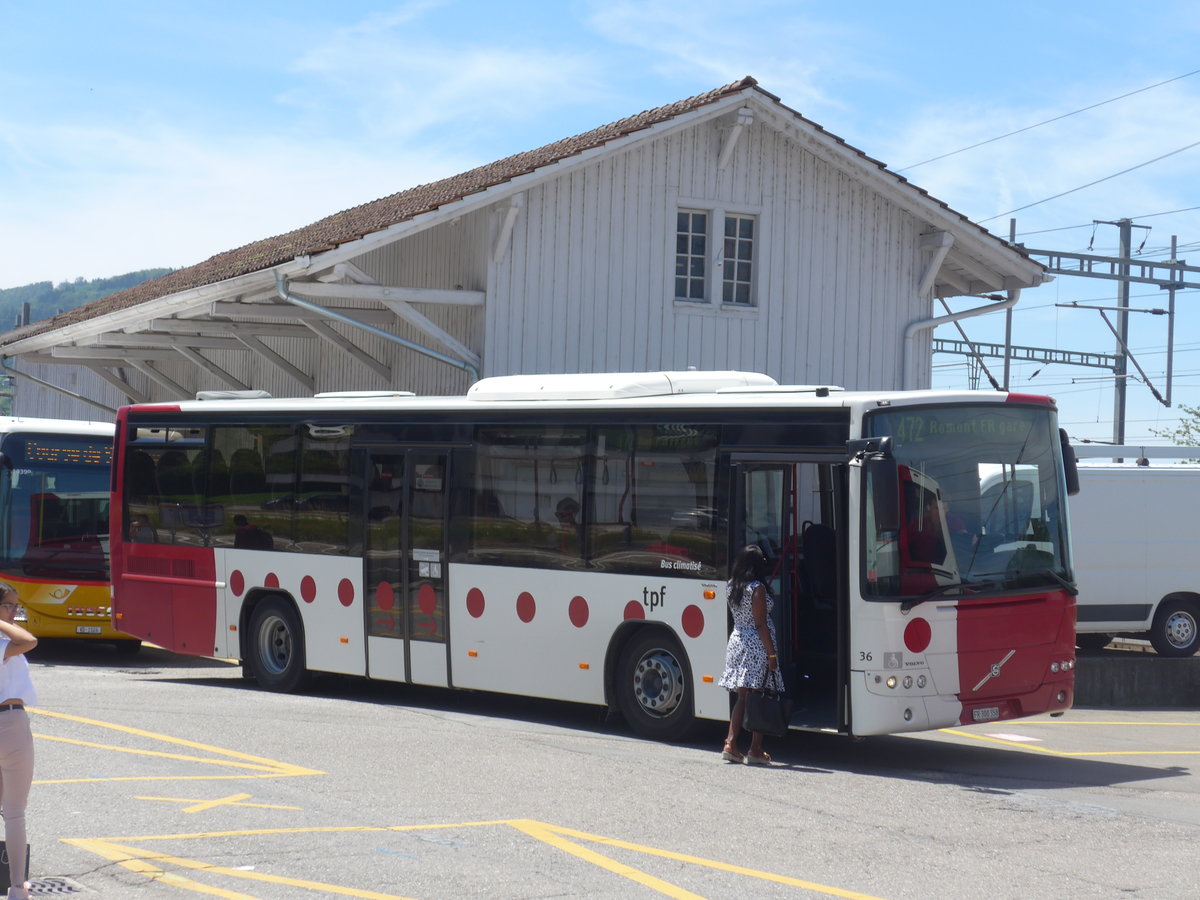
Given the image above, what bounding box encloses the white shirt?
[0,637,37,706]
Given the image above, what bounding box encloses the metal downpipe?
[902,291,1020,390]
[275,274,480,384]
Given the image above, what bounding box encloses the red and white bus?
[0,417,137,650]
[108,371,1077,740]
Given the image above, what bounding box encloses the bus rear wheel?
[248,597,311,692]
[1149,597,1200,657]
[615,630,695,742]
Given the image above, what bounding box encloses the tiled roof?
[4,75,1020,342]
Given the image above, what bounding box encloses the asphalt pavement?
[20,640,1200,899]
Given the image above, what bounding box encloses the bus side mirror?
[1059,428,1080,496]
[848,437,899,533]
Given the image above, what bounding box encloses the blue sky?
[2,0,1199,444]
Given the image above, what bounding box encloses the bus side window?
[156,450,193,499]
[126,450,157,502]
[229,448,266,495]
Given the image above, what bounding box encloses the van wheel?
[248,597,311,691]
[614,630,695,742]
[1149,598,1200,657]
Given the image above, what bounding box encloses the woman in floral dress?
[719,545,784,765]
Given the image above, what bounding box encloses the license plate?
[75,626,102,635]
[972,706,1001,722]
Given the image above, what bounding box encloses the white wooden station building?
[0,77,1047,417]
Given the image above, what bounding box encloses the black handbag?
[0,840,28,891]
[742,668,792,737]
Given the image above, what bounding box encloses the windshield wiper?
[1006,568,1078,596]
[900,581,1001,613]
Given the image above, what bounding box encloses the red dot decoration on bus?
[466,587,485,618]
[230,570,245,597]
[264,573,280,589]
[681,604,704,638]
[300,576,317,604]
[418,584,437,615]
[569,595,589,628]
[338,578,355,608]
[516,591,536,623]
[623,601,645,621]
[904,617,932,653]
[376,581,394,611]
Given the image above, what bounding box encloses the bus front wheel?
[614,630,695,742]
[248,598,311,692]
[1149,597,1200,657]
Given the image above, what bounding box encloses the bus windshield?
[863,403,1070,598]
[0,433,112,581]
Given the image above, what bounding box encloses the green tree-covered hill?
[0,268,173,329]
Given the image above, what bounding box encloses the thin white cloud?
[0,119,475,286]
[581,0,847,112]
[879,81,1200,241]
[283,6,609,143]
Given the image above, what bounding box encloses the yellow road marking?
[28,708,323,780]
[509,819,707,900]
[38,774,298,785]
[940,728,1200,756]
[135,794,302,813]
[65,838,416,899]
[70,820,886,899]
[1020,720,1200,726]
[522,821,887,899]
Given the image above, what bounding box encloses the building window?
[675,210,708,301]
[722,214,755,305]
[675,208,756,306]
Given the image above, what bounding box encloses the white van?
[1070,447,1200,656]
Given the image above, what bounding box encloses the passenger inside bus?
[131,514,158,543]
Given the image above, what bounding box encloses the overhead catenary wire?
[978,139,1200,224]
[896,68,1200,172]
[1015,206,1200,239]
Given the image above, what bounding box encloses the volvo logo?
[973,649,1015,692]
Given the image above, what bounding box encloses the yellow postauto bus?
[0,416,136,652]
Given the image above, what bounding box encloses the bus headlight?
[1050,662,1060,673]
[902,675,913,689]
[916,675,927,689]
[886,676,898,689]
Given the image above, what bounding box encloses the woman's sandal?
[721,743,745,763]
[745,751,772,766]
